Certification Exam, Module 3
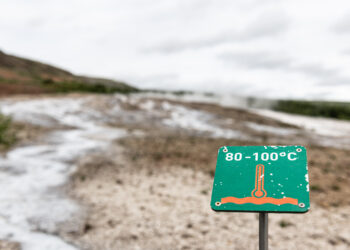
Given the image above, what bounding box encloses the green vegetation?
[0,50,139,95]
[142,89,194,96]
[273,100,350,120]
[279,220,293,228]
[41,79,138,94]
[310,184,323,192]
[0,113,16,149]
[172,90,194,96]
[331,184,340,191]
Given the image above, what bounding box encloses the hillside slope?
[0,50,137,95]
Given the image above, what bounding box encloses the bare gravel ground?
[0,93,349,250]
[69,94,349,250]
[69,139,349,250]
[0,240,20,250]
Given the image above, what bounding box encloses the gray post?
[259,212,268,250]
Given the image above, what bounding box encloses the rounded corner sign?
[210,145,310,213]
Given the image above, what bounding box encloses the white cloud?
[332,13,350,34]
[147,10,290,53]
[1,0,350,101]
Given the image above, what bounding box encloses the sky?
[1,0,350,101]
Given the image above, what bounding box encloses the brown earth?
[1,94,349,249]
[0,121,52,153]
[0,50,135,95]
[0,240,21,250]
[65,96,350,250]
[68,135,350,250]
[118,135,350,208]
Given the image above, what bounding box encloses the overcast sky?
[1,0,350,101]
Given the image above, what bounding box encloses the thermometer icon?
[252,164,267,198]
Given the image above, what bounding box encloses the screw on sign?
[210,146,310,250]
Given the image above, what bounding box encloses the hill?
[0,50,138,95]
[272,99,350,121]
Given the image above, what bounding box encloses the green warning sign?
[211,146,310,213]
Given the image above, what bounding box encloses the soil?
[0,121,52,153]
[69,136,350,249]
[66,95,350,250]
[1,93,349,250]
[0,240,20,250]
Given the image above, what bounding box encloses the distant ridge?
[0,50,138,95]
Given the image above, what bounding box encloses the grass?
[0,78,138,96]
[142,89,194,96]
[0,113,16,149]
[1,49,139,96]
[273,100,350,120]
[41,79,138,94]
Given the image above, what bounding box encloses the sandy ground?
[0,240,20,250]
[70,145,349,250]
[0,93,349,249]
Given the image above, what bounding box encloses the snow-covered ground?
[0,94,264,249]
[161,101,251,140]
[0,96,127,249]
[253,109,350,137]
[135,92,275,109]
[0,93,349,249]
[253,109,350,149]
[136,92,350,149]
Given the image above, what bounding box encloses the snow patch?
[246,122,297,135]
[254,109,350,137]
[161,102,249,140]
[0,97,127,249]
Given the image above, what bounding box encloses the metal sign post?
[259,212,268,250]
[211,146,310,249]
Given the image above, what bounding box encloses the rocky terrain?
[0,93,349,250]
